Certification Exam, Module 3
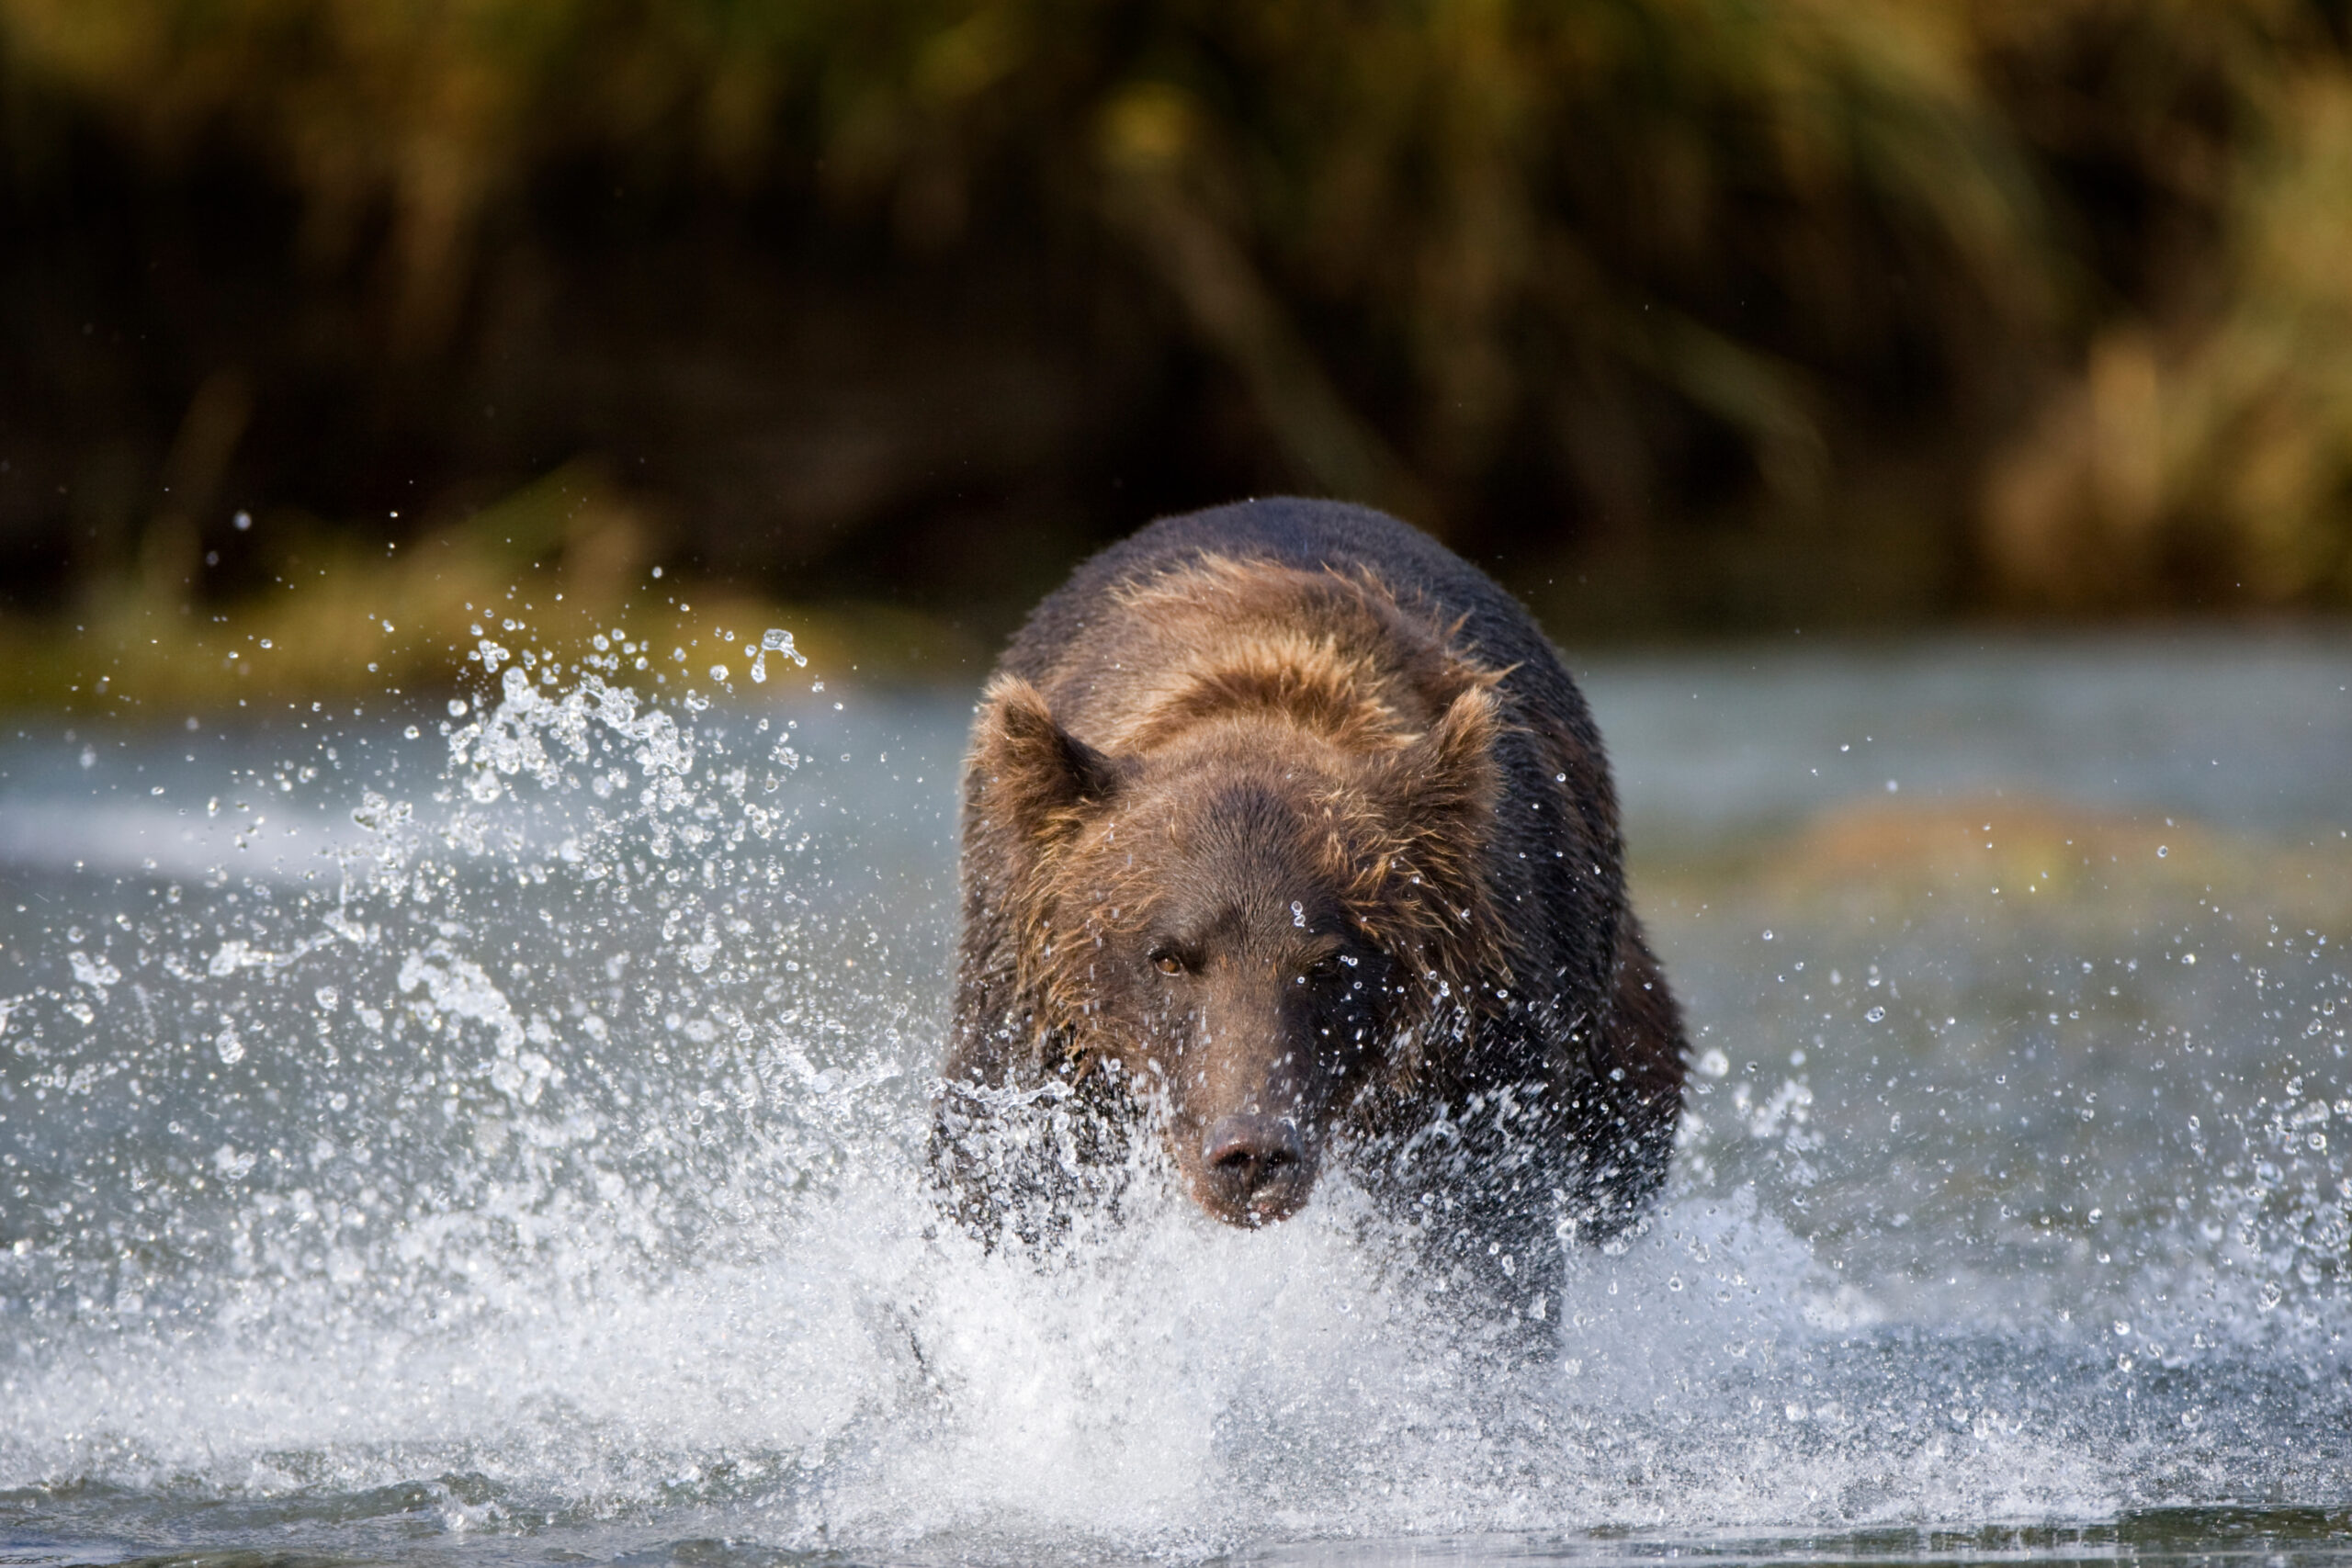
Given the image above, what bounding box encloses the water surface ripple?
[3,629,2348,1567]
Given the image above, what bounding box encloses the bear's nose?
[1199,1113,1311,1224]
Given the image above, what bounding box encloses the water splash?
[745,627,805,686]
[1,627,2348,1565]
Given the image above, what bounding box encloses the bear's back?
[1001,499,1584,729]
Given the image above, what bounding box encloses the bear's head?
[968,670,1505,1227]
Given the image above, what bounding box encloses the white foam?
[4,632,2347,1563]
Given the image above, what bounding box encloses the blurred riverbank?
[0,464,986,717]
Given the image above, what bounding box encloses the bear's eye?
[1150,950,1185,976]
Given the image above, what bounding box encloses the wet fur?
[938,499,1685,1301]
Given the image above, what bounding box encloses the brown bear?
[933,498,1684,1308]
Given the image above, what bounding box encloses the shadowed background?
[3,0,2351,703]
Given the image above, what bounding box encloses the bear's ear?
[1386,685,1500,831]
[1379,684,1501,908]
[971,675,1129,843]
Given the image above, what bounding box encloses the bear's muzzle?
[1195,1112,1317,1225]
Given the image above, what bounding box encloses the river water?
[2,626,2348,1567]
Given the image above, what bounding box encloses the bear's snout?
[1196,1112,1315,1225]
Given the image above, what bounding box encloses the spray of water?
[1,620,2347,1563]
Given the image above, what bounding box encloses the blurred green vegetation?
[2,0,2350,706]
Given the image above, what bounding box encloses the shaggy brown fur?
[937,500,1684,1310]
[980,557,1510,1033]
